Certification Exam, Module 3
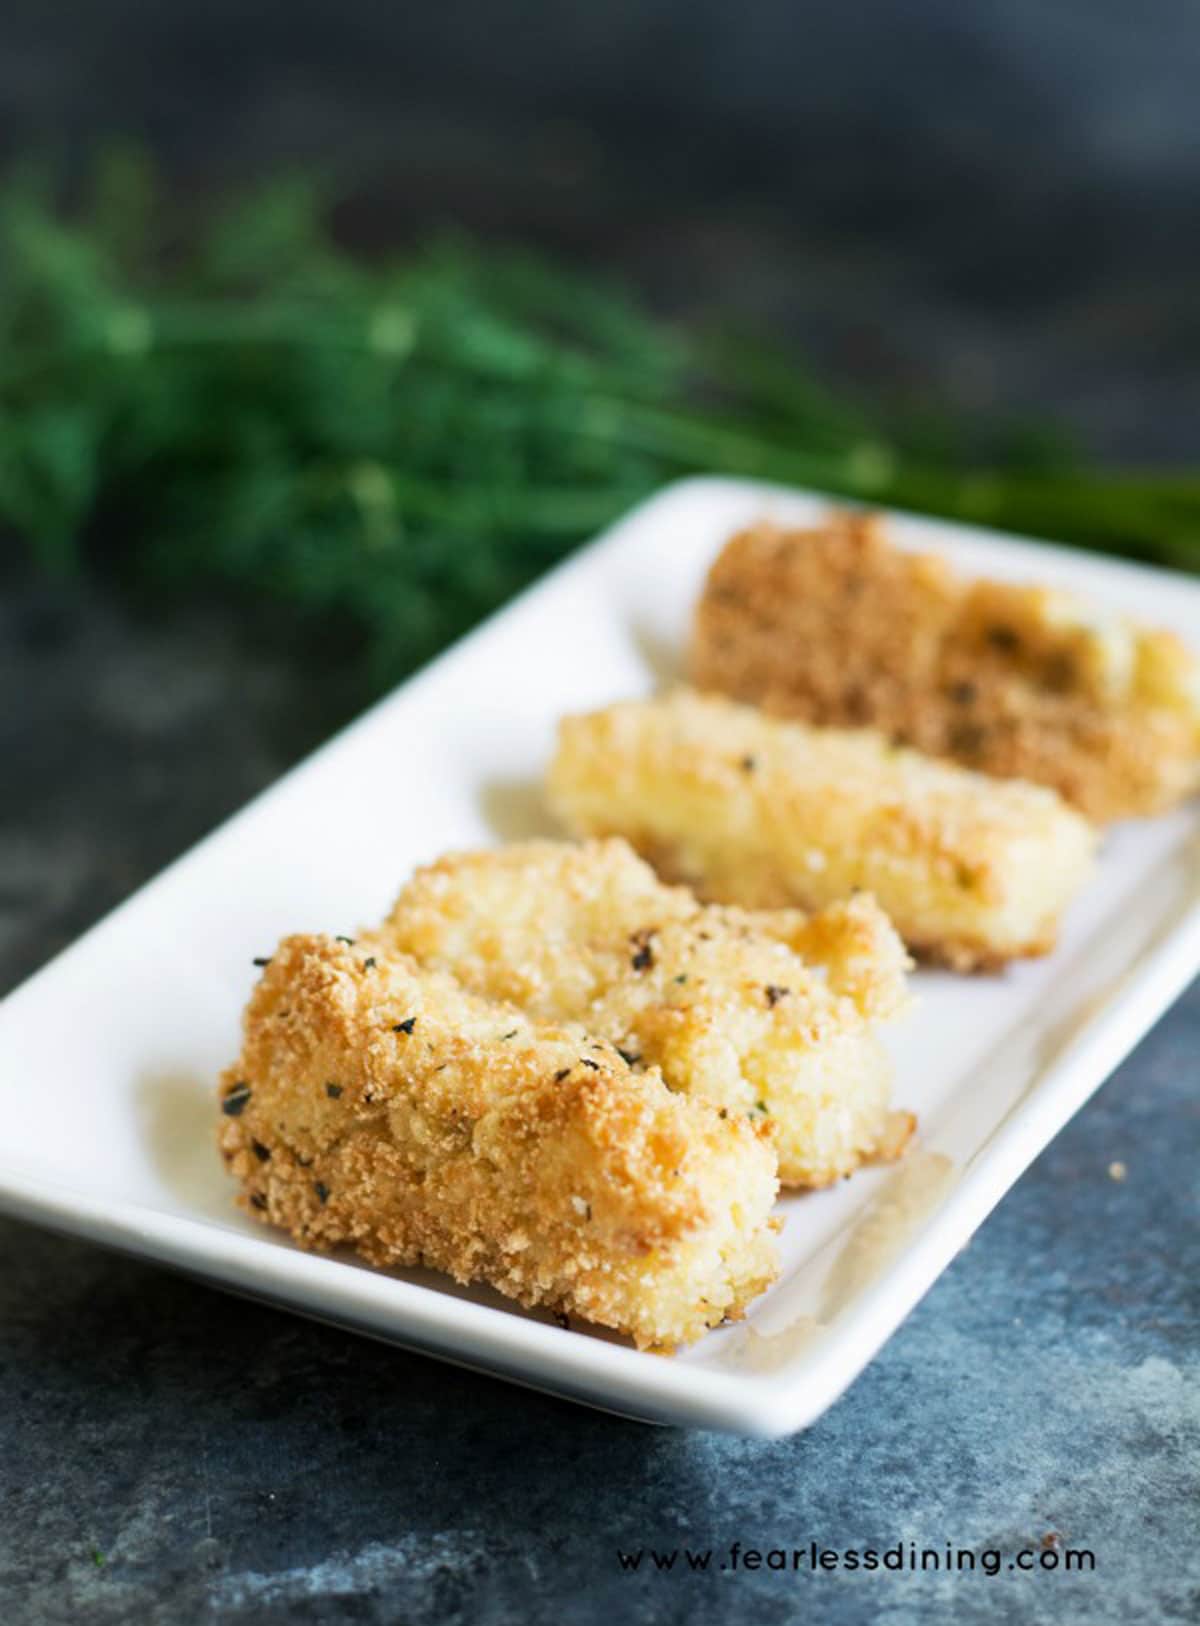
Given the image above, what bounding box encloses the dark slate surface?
[2,4,1200,1619]
[3,0,1200,460]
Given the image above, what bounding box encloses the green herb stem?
[3,155,1198,689]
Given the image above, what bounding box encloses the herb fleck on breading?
[948,721,986,758]
[986,624,1020,653]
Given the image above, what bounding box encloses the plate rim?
[4,473,1199,1438]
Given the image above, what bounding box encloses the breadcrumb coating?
[691,512,1200,822]
[377,838,913,1187]
[547,689,1097,971]
[219,934,780,1349]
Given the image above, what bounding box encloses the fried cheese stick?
[547,690,1097,971]
[377,838,913,1188]
[691,512,1200,822]
[219,933,779,1349]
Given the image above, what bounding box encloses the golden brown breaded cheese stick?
[546,690,1097,971]
[377,838,913,1188]
[691,512,1200,822]
[219,934,779,1350]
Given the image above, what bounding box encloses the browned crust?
[548,691,1096,974]
[691,512,1200,822]
[868,1109,917,1166]
[896,930,1058,974]
[219,934,780,1349]
[641,835,1056,973]
[376,838,914,1187]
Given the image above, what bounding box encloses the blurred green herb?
[4,149,1198,687]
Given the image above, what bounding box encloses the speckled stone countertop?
[1,557,1197,1626]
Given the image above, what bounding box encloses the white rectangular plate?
[3,477,1199,1437]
